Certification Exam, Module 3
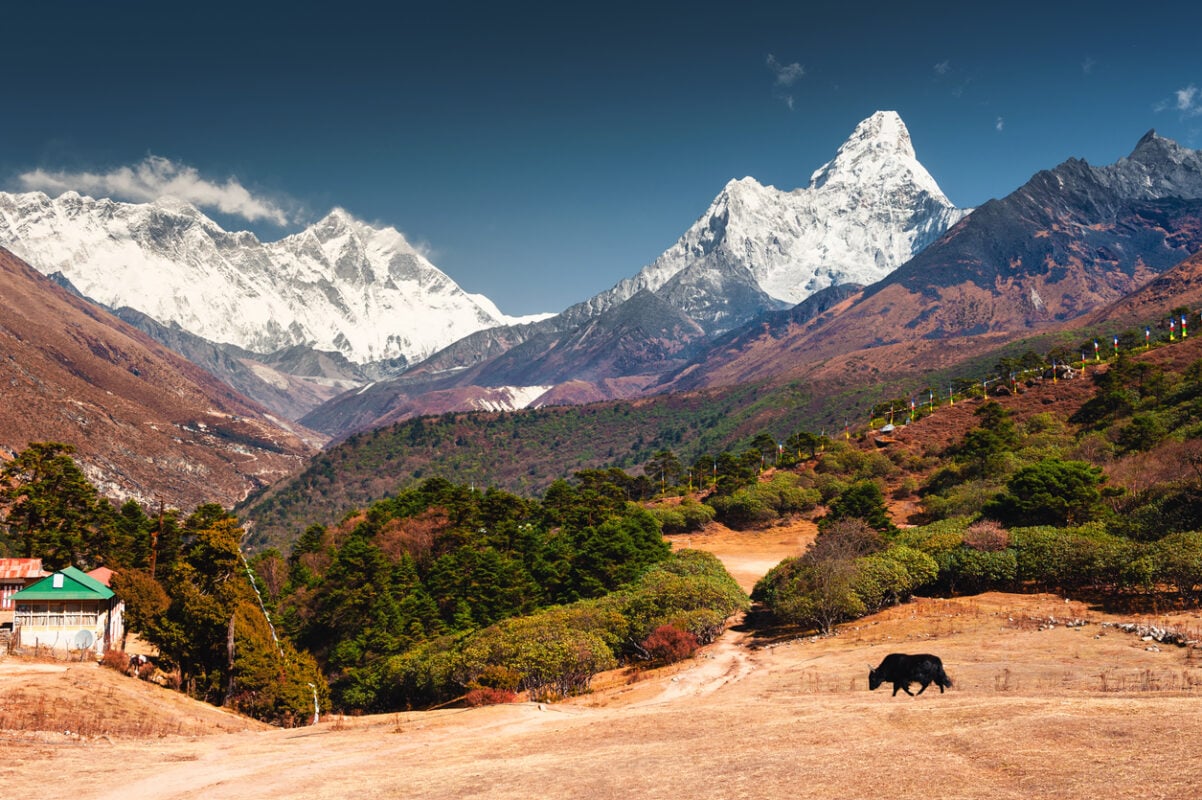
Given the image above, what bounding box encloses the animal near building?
[11,566,124,657]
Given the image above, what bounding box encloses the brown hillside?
[1083,246,1202,329]
[0,248,321,509]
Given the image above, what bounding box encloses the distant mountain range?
[0,111,968,430]
[661,128,1202,397]
[0,194,545,369]
[305,123,1202,440]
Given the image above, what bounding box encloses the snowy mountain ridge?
[0,192,544,366]
[562,111,970,332]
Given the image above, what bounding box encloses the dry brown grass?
[3,526,1201,799]
[0,660,266,742]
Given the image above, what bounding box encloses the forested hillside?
[238,379,826,551]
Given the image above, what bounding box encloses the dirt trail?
[665,516,815,594]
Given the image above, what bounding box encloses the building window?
[14,601,100,628]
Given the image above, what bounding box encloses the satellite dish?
[73,629,95,649]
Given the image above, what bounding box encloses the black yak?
[868,653,952,697]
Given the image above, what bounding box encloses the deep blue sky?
[3,1,1201,315]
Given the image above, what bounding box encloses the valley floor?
[4,524,1201,799]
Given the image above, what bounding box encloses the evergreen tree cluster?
[274,474,740,709]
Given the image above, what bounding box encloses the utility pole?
[150,496,164,578]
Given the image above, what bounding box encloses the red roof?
[87,566,115,587]
[0,558,45,581]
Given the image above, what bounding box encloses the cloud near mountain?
[17,155,293,225]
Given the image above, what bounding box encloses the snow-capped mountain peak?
[811,110,914,177]
[565,111,970,327]
[808,110,948,202]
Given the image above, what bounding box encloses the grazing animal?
[868,653,952,697]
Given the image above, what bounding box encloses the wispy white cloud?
[766,54,804,86]
[933,60,950,76]
[996,116,1005,132]
[1081,56,1096,75]
[17,155,292,225]
[1177,85,1200,115]
[1155,84,1202,117]
[765,54,804,111]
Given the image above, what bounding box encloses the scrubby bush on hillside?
[641,624,699,665]
[455,614,619,701]
[1106,482,1202,542]
[753,556,864,634]
[708,490,775,529]
[708,472,819,530]
[963,519,1010,551]
[822,480,895,533]
[647,498,716,533]
[611,551,749,645]
[464,687,518,706]
[1151,531,1202,604]
[983,458,1106,527]
[753,520,935,634]
[814,443,897,482]
[920,477,1004,522]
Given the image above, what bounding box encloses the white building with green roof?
[12,566,124,657]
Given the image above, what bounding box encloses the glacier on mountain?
[0,194,542,366]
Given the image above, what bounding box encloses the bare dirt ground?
[5,524,1202,800]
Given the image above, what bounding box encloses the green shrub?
[647,499,716,534]
[455,614,618,700]
[1151,531,1202,603]
[921,479,1005,520]
[709,490,775,529]
[950,547,1017,593]
[681,500,717,528]
[823,480,894,533]
[984,458,1105,527]
[852,554,912,613]
[876,545,939,596]
[1010,525,1141,592]
[614,554,749,643]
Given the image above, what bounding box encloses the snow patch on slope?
[471,385,553,412]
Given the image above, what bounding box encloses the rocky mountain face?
[299,289,707,436]
[0,247,320,510]
[303,111,968,436]
[1082,247,1202,331]
[0,194,530,375]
